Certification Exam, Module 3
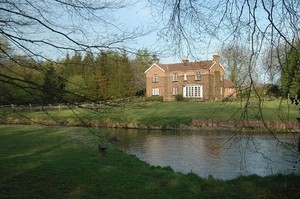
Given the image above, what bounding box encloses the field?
[1,99,299,129]
[1,125,300,198]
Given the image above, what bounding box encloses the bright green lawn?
[1,99,299,128]
[0,125,299,198]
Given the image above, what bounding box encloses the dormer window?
[195,72,201,80]
[152,74,159,82]
[172,73,178,81]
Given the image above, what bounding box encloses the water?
[113,129,300,180]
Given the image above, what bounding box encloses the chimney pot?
[182,58,189,65]
[213,52,220,63]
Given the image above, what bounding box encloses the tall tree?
[262,45,285,85]
[281,41,300,97]
[82,52,98,99]
[221,44,250,86]
[64,75,88,102]
[0,0,144,104]
[42,62,64,104]
[131,49,152,96]
[108,52,134,99]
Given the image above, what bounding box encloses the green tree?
[0,55,45,104]
[1,1,144,105]
[95,52,110,100]
[281,42,300,98]
[131,49,152,96]
[70,52,83,75]
[64,75,88,102]
[108,52,134,99]
[221,44,250,87]
[42,62,63,104]
[82,52,98,100]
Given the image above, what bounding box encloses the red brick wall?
[145,62,225,101]
[145,65,166,97]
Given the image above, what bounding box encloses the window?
[152,88,159,96]
[172,87,178,95]
[152,74,158,82]
[172,73,178,81]
[184,73,187,81]
[183,85,203,98]
[195,72,201,80]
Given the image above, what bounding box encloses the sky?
[111,0,220,64]
[8,0,288,84]
[7,0,223,64]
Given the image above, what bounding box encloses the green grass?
[1,99,299,128]
[0,125,299,198]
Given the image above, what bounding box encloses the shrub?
[175,94,184,101]
[145,96,164,102]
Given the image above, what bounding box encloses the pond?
[113,128,300,180]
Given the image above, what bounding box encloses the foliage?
[130,49,152,96]
[0,49,149,104]
[281,41,300,98]
[0,56,45,104]
[175,94,184,101]
[265,84,281,97]
[0,1,146,105]
[145,96,164,102]
[64,75,88,102]
[221,44,250,86]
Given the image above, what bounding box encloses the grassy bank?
[1,100,299,129]
[1,125,299,199]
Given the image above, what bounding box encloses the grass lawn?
[1,99,299,128]
[0,125,299,198]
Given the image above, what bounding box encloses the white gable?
[144,63,165,73]
[209,61,225,71]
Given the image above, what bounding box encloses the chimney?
[182,57,189,65]
[213,51,220,63]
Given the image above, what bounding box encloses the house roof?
[224,79,236,88]
[144,53,226,73]
[158,60,215,72]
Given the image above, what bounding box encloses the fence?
[0,97,139,112]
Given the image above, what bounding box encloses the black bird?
[98,143,107,156]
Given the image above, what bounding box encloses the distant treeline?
[0,49,152,105]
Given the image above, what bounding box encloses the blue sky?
[9,0,221,64]
[113,1,221,63]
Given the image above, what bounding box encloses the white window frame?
[172,87,178,95]
[172,73,178,81]
[152,74,159,82]
[195,71,201,80]
[152,88,159,96]
[184,73,187,81]
[183,85,203,98]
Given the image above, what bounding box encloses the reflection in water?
[113,129,300,179]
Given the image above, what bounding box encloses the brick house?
[144,52,236,101]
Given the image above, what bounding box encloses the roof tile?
[224,79,236,87]
[158,60,214,72]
